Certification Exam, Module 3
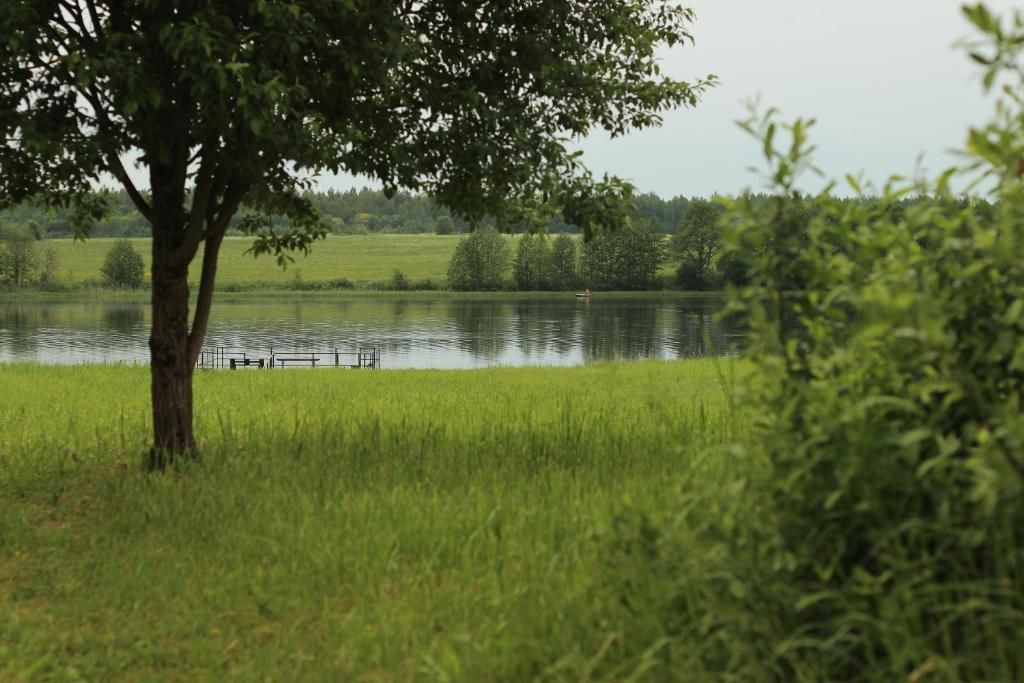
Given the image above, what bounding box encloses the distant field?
[44,234,465,287]
[0,360,743,681]
[40,234,677,289]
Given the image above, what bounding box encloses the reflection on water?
[0,295,742,368]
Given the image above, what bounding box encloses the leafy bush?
[572,7,1024,681]
[446,227,510,291]
[390,269,410,291]
[411,278,440,291]
[36,247,58,286]
[433,215,455,235]
[100,239,145,288]
[0,225,38,286]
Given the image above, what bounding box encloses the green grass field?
[38,234,677,290]
[0,360,743,681]
[45,235,462,288]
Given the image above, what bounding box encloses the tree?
[549,233,581,290]
[672,198,722,290]
[37,246,58,286]
[1,2,713,468]
[581,222,666,290]
[0,225,37,286]
[100,238,145,288]
[447,227,510,291]
[513,234,552,290]
[433,216,455,236]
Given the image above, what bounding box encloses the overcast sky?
[316,0,1017,199]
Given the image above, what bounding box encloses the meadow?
[33,234,678,291]
[0,360,744,681]
[44,234,461,289]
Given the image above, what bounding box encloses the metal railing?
[196,345,380,370]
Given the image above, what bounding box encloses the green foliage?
[390,269,410,291]
[581,221,666,290]
[672,198,724,290]
[549,233,581,290]
[512,234,553,291]
[576,9,1024,680]
[36,247,58,286]
[709,113,1023,679]
[100,239,145,289]
[447,228,511,291]
[0,225,37,286]
[0,1,714,250]
[433,215,455,236]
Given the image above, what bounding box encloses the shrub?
[572,10,1024,681]
[0,225,38,286]
[100,239,145,288]
[327,277,354,290]
[433,215,455,235]
[411,278,440,291]
[390,269,410,291]
[693,102,1024,680]
[37,247,58,286]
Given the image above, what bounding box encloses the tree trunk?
[148,231,197,470]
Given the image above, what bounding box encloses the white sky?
[314,0,1017,198]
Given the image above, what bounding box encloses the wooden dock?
[197,345,380,370]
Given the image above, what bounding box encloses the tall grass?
[0,360,742,681]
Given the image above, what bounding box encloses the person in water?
[584,288,591,296]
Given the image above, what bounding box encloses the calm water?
[0,295,740,368]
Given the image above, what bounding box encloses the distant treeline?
[0,191,999,291]
[0,188,997,241]
[0,188,695,238]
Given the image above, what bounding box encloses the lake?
[0,295,740,368]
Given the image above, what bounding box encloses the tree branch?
[209,178,248,235]
[173,140,218,267]
[109,154,154,222]
[78,87,154,223]
[82,0,105,41]
[187,176,249,365]
[187,228,224,367]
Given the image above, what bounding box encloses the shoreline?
[1,288,724,303]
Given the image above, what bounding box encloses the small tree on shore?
[37,247,58,286]
[550,234,581,290]
[447,228,510,291]
[672,198,723,290]
[513,234,552,290]
[101,239,145,288]
[0,226,38,286]
[434,216,455,236]
[581,222,666,290]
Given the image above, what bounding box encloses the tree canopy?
[1,1,714,241]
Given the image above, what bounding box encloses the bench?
[229,358,265,369]
[273,355,320,368]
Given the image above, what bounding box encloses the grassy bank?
[1,288,707,304]
[0,360,743,681]
[22,234,678,293]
